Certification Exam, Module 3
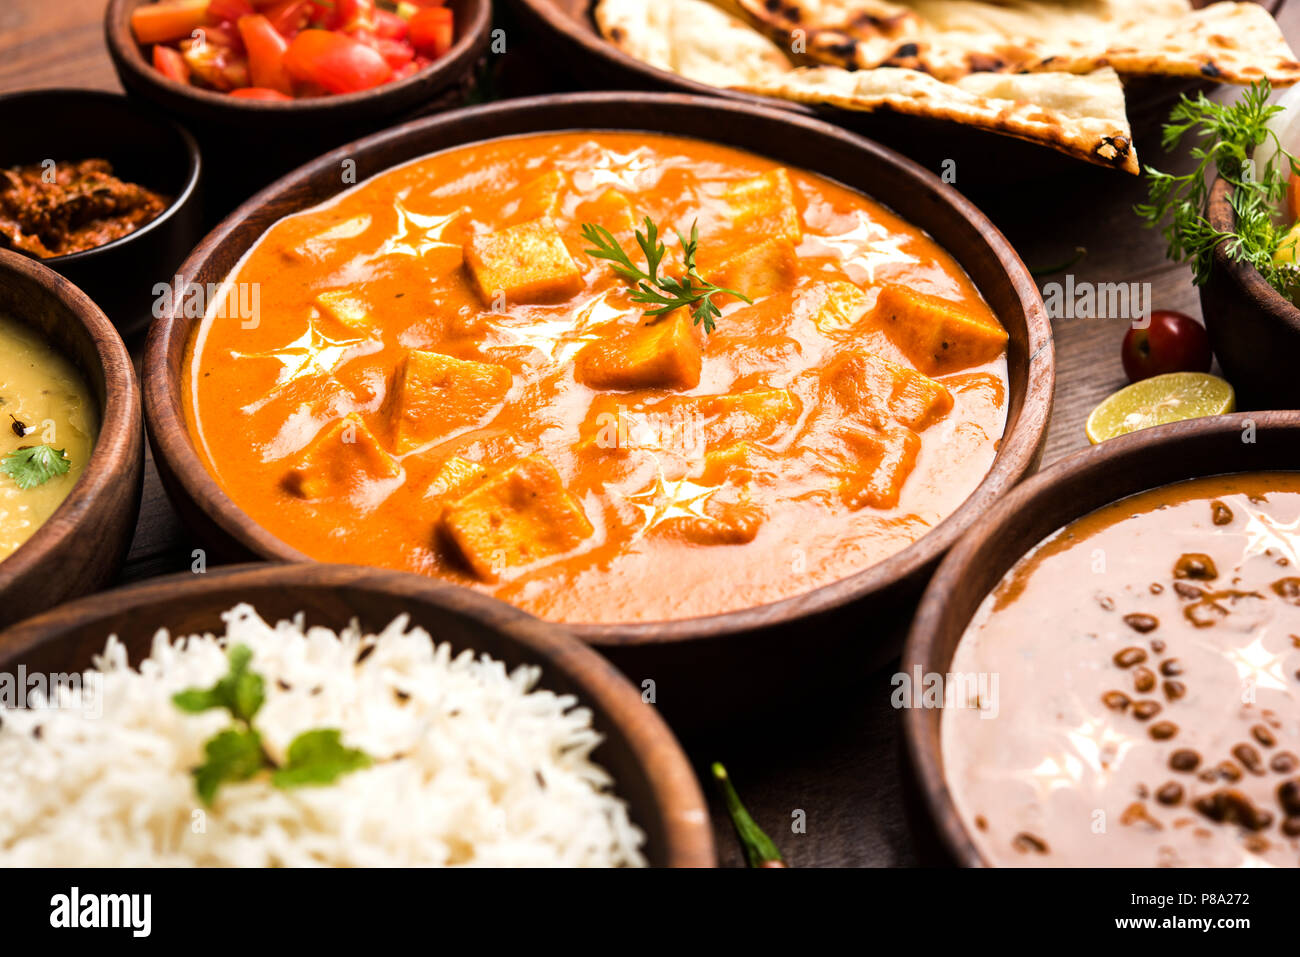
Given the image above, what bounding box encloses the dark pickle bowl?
[0,89,202,334]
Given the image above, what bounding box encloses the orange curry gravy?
[944,473,1300,867]
[185,132,1009,623]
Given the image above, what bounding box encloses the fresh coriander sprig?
[0,445,70,490]
[173,644,371,805]
[581,217,751,333]
[1136,79,1300,301]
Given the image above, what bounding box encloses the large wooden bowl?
[902,411,1300,866]
[144,91,1054,726]
[0,562,714,867]
[1200,175,1300,409]
[0,250,144,630]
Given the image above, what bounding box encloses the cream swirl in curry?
[185,132,1008,623]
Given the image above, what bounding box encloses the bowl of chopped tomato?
[106,0,491,138]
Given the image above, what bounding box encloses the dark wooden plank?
[3,0,1295,867]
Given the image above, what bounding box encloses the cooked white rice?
[0,604,646,867]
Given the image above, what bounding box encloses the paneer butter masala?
[185,133,1009,622]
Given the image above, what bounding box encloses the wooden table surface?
[6,0,1293,867]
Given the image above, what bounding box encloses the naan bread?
[594,0,794,87]
[734,65,1139,171]
[734,0,1300,84]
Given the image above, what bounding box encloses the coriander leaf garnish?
[0,445,71,490]
[174,645,370,805]
[581,217,751,333]
[193,727,267,806]
[1136,79,1300,301]
[172,643,265,723]
[271,729,372,789]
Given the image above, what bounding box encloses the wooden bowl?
[0,89,203,332]
[0,249,144,631]
[507,0,1285,186]
[0,562,715,867]
[105,0,491,137]
[902,410,1300,866]
[1200,175,1300,409]
[105,0,492,210]
[143,91,1054,727]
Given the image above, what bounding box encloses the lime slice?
[1085,373,1236,444]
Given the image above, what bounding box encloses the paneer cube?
[515,170,565,222]
[440,455,594,581]
[827,350,953,432]
[577,188,636,235]
[693,389,800,446]
[465,217,584,305]
[836,422,921,511]
[868,285,1008,376]
[576,389,798,458]
[725,168,802,243]
[424,455,488,501]
[796,280,871,334]
[661,500,763,546]
[574,311,702,391]
[698,442,759,486]
[314,290,371,330]
[382,350,511,454]
[710,237,798,301]
[281,414,401,501]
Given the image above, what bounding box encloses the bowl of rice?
[0,563,713,867]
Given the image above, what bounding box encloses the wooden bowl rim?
[0,88,201,266]
[104,0,492,116]
[0,560,716,867]
[901,409,1300,867]
[1207,173,1300,330]
[509,0,1286,114]
[143,89,1054,647]
[0,250,143,597]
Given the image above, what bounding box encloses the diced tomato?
[152,44,192,83]
[208,0,255,22]
[408,7,452,58]
[199,22,244,52]
[230,86,293,99]
[282,29,392,93]
[372,37,414,70]
[181,38,250,91]
[237,14,294,93]
[264,0,313,37]
[373,8,408,40]
[131,0,211,45]
[336,0,377,34]
[307,1,341,29]
[390,60,420,81]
